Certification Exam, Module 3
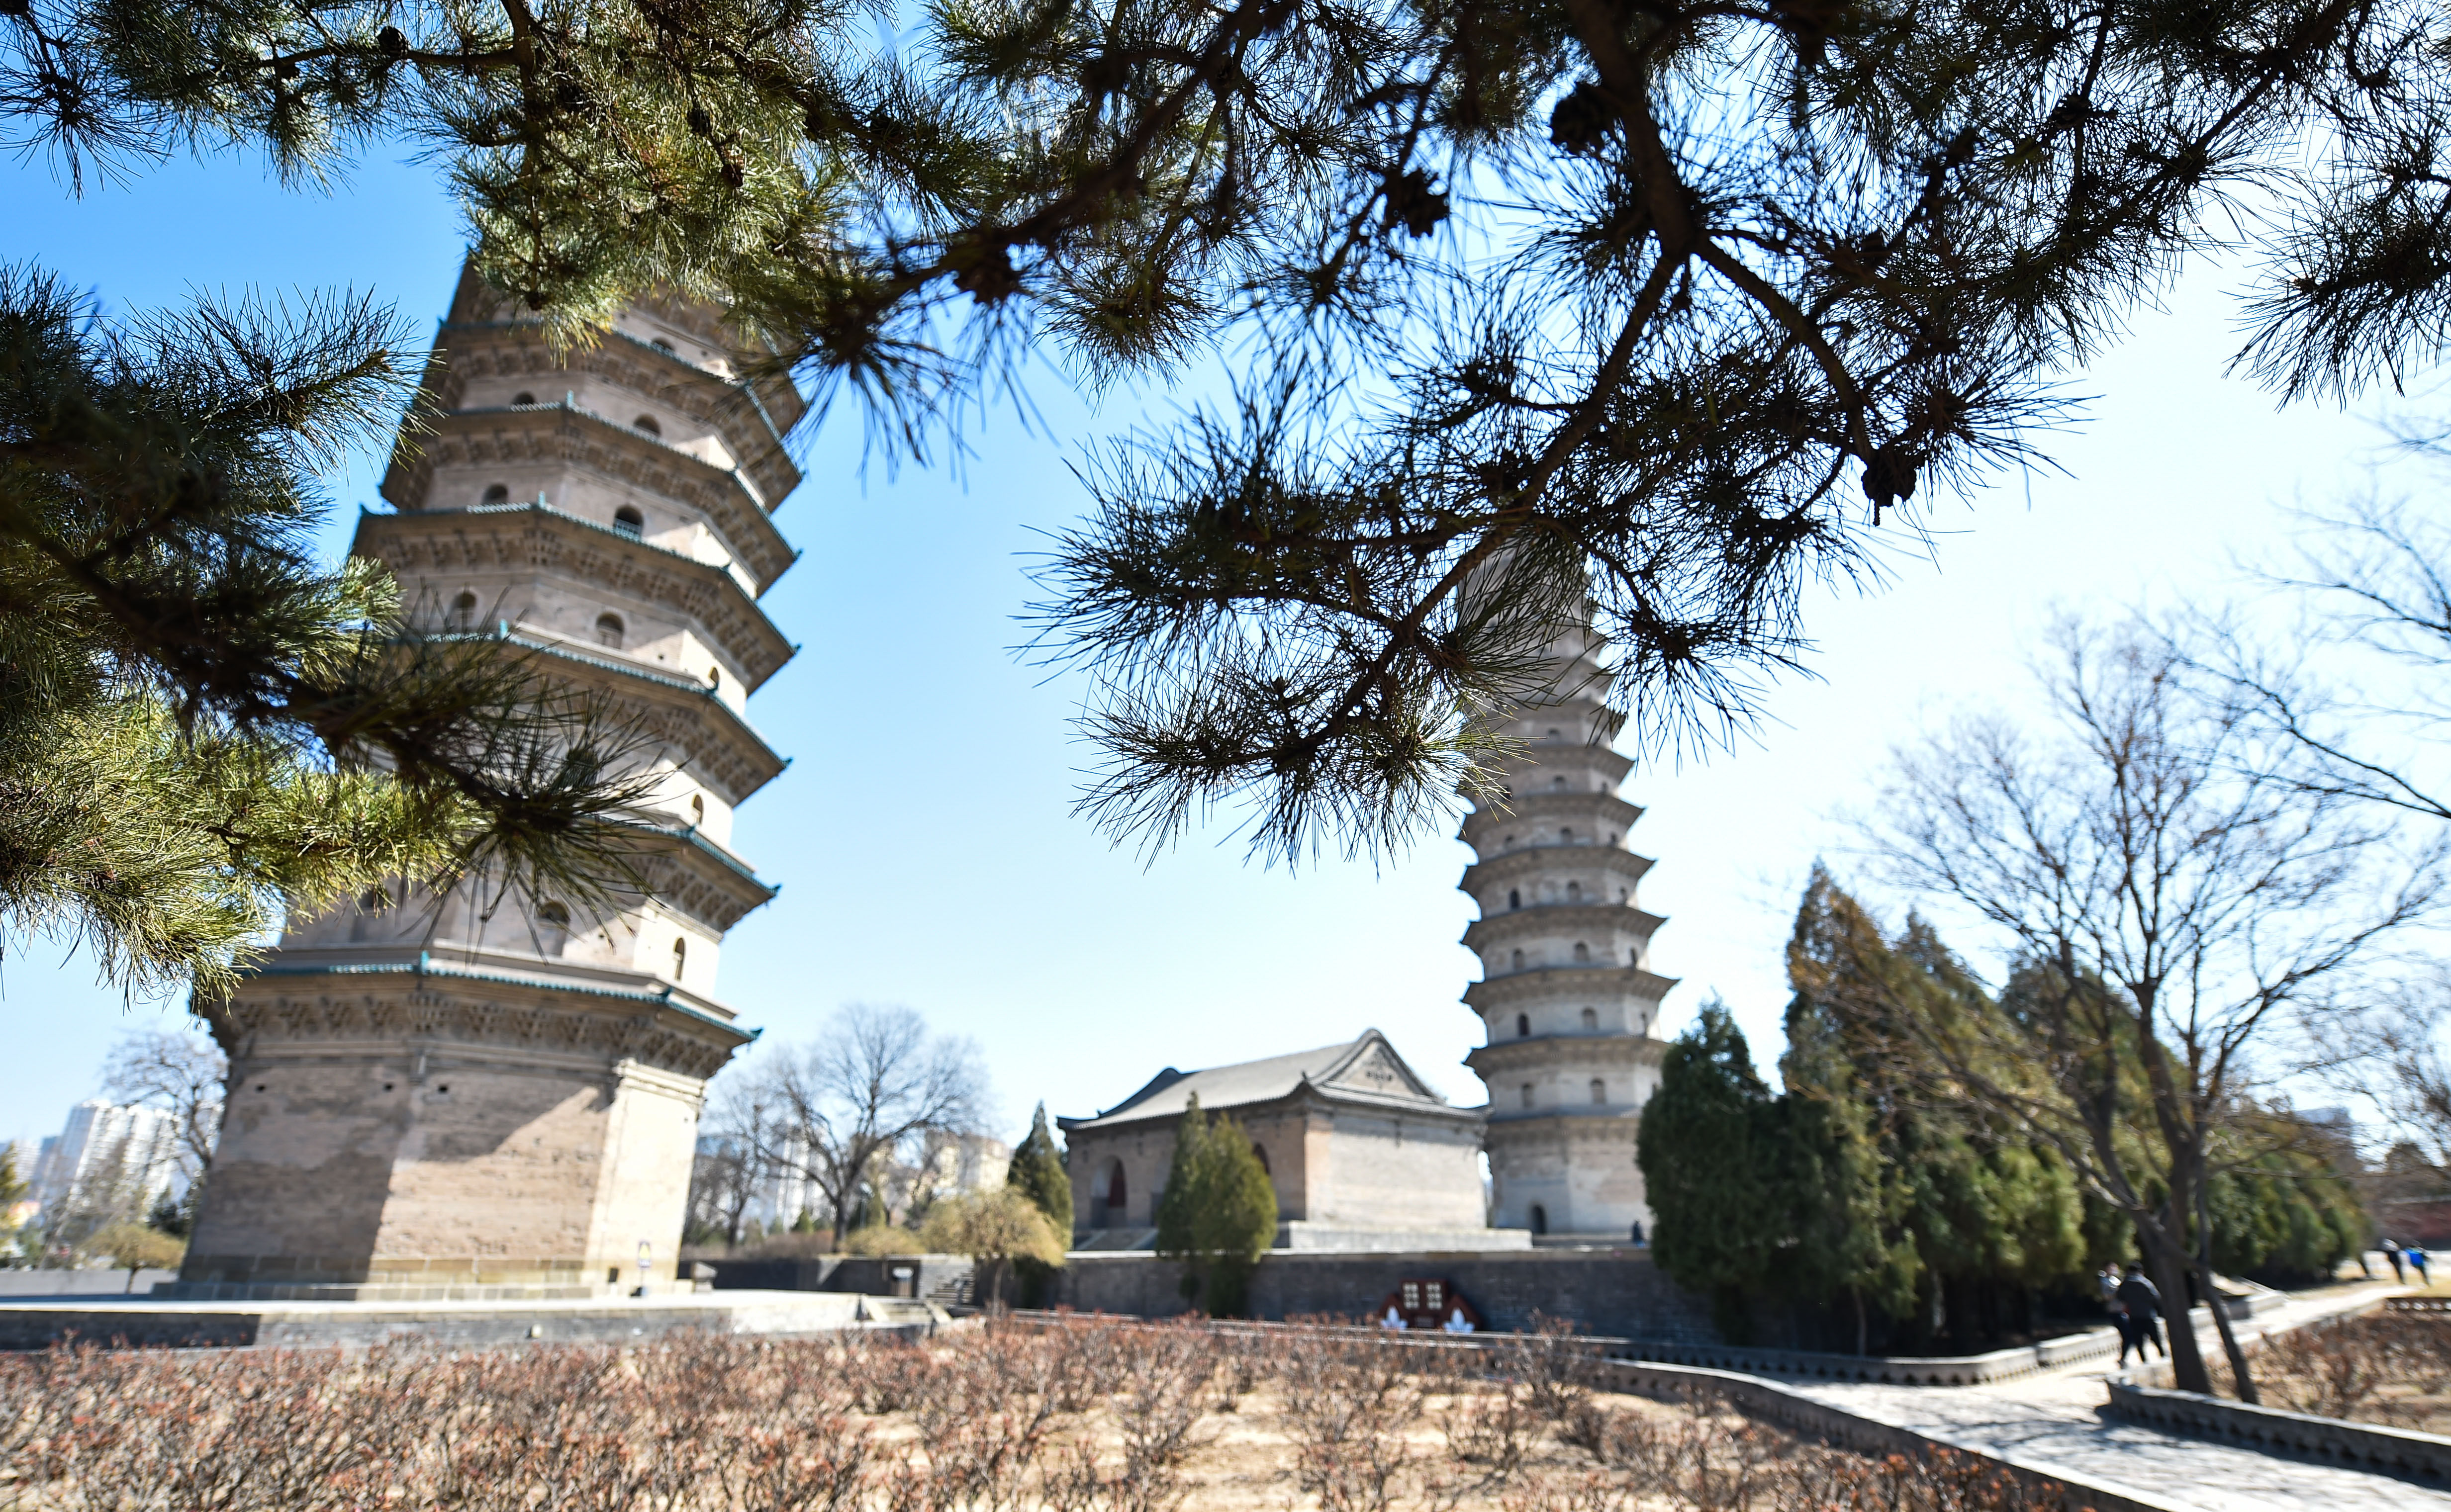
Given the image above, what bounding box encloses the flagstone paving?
[1782,1282,2451,1511]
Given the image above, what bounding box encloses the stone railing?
[1596,1359,2184,1512]
[2104,1380,2451,1482]
[1615,1327,2124,1387]
[2386,1296,2451,1315]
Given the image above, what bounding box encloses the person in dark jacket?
[2116,1264,2165,1365]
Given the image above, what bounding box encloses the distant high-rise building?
[28,1100,186,1221]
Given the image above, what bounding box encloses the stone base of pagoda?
[180,958,750,1305]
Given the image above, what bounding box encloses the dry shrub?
[1280,1325,1427,1512]
[2209,1309,2451,1431]
[0,1312,2056,1512]
[1112,1321,1218,1469]
[1493,1317,1590,1426]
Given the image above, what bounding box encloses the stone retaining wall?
[0,1292,940,1351]
[707,1254,976,1302]
[1599,1360,2186,1512]
[1044,1248,1720,1341]
[2104,1380,2451,1483]
[1619,1327,2122,1387]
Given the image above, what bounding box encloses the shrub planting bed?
[0,1316,2063,1511]
[2209,1307,2451,1432]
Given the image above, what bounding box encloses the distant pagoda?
[177,265,799,1300]
[1458,613,1678,1244]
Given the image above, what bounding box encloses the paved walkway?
[1784,1282,2450,1511]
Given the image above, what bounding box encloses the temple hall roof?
[1058,1030,1468,1133]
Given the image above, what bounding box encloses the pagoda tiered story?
[176,266,799,1300]
[1458,616,1678,1244]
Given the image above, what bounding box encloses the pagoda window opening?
[1520,1084,1534,1109]
[537,900,571,955]
[707,666,722,690]
[451,591,479,631]
[1252,1145,1270,1176]
[1566,881,1581,902]
[1530,1204,1548,1235]
[652,338,675,353]
[595,613,625,648]
[1573,941,1590,963]
[1559,827,1573,843]
[513,391,537,405]
[1516,1013,1530,1038]
[1510,950,1525,971]
[1553,776,1567,789]
[633,413,662,437]
[614,506,645,539]
[1581,1008,1598,1032]
[1508,889,1521,910]
[1546,728,1560,739]
[1590,1079,1606,1105]
[482,483,510,504]
[671,936,687,980]
[690,795,706,826]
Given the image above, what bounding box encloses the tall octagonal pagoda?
[1458,613,1679,1244]
[176,265,799,1300]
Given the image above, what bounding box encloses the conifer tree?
[1007,1103,1074,1236]
[0,266,667,1006]
[1154,1094,1277,1316]
[1637,1003,1791,1343]
[1783,869,2087,1351]
[15,0,2451,865]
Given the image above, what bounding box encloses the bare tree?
[98,1028,226,1185]
[2205,498,2451,1178]
[1867,620,2434,1398]
[2223,496,2451,825]
[684,1086,771,1248]
[744,1005,988,1246]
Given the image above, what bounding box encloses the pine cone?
[377,25,407,57]
[687,104,712,137]
[1860,443,1917,512]
[1381,167,1448,239]
[953,241,1022,304]
[1548,82,1612,158]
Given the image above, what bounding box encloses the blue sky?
[1,136,2436,1156]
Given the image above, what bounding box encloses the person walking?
[2385,1241,2407,1284]
[2116,1264,2165,1367]
[2411,1244,2432,1286]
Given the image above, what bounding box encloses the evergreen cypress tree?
[1637,1002,1791,1343]
[1782,868,2089,1351]
[1007,1103,1073,1235]
[1154,1095,1277,1316]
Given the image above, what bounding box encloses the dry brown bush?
[0,1315,2063,1512]
[2209,1309,2451,1431]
